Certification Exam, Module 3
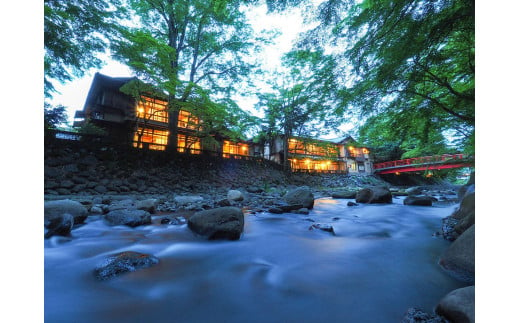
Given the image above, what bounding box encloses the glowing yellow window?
[177,134,201,154]
[178,110,199,130]
[136,97,168,123]
[133,127,168,150]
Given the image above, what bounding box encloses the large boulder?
[355,186,393,204]
[104,209,152,227]
[441,191,475,240]
[452,192,475,220]
[404,196,434,206]
[94,251,159,281]
[435,286,475,323]
[439,225,475,283]
[457,172,475,201]
[44,213,74,239]
[44,199,88,225]
[188,207,244,240]
[283,186,315,209]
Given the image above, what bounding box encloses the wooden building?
[74,73,256,158]
[267,135,373,174]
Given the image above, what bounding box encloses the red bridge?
[373,154,473,174]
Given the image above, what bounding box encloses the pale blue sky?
[48,3,354,140]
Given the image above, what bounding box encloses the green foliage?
[77,122,108,136]
[44,103,68,129]
[112,0,263,149]
[44,0,123,97]
[297,0,474,155]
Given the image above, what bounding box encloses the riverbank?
[45,142,475,322]
[44,139,460,210]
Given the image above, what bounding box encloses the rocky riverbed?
[44,141,475,322]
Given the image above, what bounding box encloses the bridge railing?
[373,154,467,170]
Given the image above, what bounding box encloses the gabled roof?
[82,72,137,111]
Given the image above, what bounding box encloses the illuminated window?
[348,146,365,157]
[177,134,201,154]
[136,97,168,123]
[289,138,338,157]
[133,127,168,150]
[178,110,200,130]
[290,158,345,172]
[223,140,249,158]
[288,138,305,154]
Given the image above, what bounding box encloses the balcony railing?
[373,154,467,170]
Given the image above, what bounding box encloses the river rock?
[93,251,159,281]
[295,208,309,215]
[441,216,460,241]
[268,207,284,214]
[452,191,474,220]
[278,203,304,212]
[355,186,392,204]
[283,186,314,209]
[439,225,475,283]
[45,199,88,225]
[188,207,244,240]
[107,199,136,212]
[435,286,475,323]
[331,190,357,199]
[104,209,152,227]
[405,186,423,196]
[217,199,232,207]
[136,199,158,214]
[227,190,244,201]
[174,195,203,205]
[44,213,74,239]
[309,223,335,235]
[457,172,475,200]
[404,196,433,206]
[401,307,449,323]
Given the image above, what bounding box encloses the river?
[44,197,467,322]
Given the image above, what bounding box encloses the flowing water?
[45,197,467,323]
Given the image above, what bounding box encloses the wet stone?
[401,307,449,323]
[94,251,159,281]
[309,223,335,235]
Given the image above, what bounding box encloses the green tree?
[44,103,68,129]
[112,0,262,153]
[297,0,475,154]
[256,50,342,170]
[44,0,122,98]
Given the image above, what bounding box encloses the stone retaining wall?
[45,139,385,198]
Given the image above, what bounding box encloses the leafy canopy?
[44,0,122,97]
[296,0,475,155]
